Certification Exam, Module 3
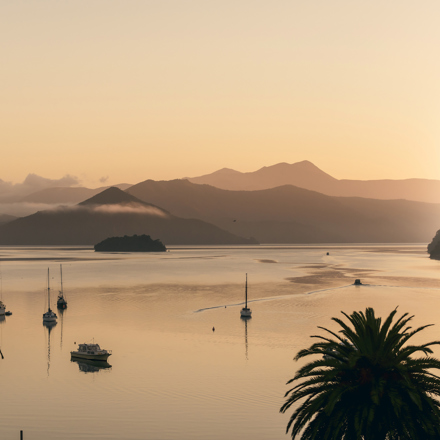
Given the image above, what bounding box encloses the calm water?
[0,244,439,440]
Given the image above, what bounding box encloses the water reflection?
[58,307,65,350]
[241,316,251,360]
[43,320,57,377]
[71,358,112,374]
[0,314,4,359]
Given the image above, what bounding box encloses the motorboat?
[240,273,252,318]
[57,264,67,309]
[42,268,57,323]
[71,343,112,361]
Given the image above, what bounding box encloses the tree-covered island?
[428,229,440,260]
[94,234,167,252]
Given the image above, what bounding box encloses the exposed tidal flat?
[0,244,439,440]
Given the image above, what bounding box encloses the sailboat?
[240,273,252,318]
[57,264,67,309]
[42,268,57,323]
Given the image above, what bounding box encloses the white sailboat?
[42,268,57,323]
[57,264,67,309]
[240,273,252,318]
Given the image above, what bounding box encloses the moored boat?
[71,343,112,361]
[57,264,67,309]
[240,273,252,318]
[43,268,57,323]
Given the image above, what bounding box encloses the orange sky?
[1,1,440,187]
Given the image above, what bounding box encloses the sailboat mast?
[245,273,248,308]
[60,264,63,297]
[47,268,50,308]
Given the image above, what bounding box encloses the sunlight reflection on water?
[0,244,439,439]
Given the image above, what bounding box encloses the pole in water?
[20,430,23,440]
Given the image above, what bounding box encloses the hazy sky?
[1,1,440,187]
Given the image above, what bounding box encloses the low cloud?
[0,174,81,202]
[43,203,168,217]
[0,199,168,219]
[99,176,109,184]
[0,202,75,217]
[93,203,168,217]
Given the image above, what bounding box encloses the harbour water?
[0,244,439,440]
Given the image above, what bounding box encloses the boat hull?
[71,352,111,361]
[57,300,67,309]
[43,316,57,322]
[240,307,252,317]
[43,311,57,322]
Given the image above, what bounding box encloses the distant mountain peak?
[79,187,147,206]
[192,167,242,179]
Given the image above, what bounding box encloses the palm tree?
[280,307,440,439]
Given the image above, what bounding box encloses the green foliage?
[94,234,166,252]
[427,229,440,260]
[280,307,440,439]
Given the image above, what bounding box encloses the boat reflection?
[43,320,57,376]
[43,320,57,330]
[0,314,4,359]
[58,307,65,350]
[240,315,251,360]
[71,358,112,374]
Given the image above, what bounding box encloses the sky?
[1,1,440,188]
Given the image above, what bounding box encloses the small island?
[94,234,167,252]
[427,229,440,260]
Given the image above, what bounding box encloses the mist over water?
[0,244,439,440]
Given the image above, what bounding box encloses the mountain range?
[0,188,255,245]
[0,161,439,245]
[127,179,440,243]
[189,161,440,204]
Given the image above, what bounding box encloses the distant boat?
[42,268,57,323]
[240,273,252,318]
[57,264,67,309]
[71,343,112,361]
[0,301,5,316]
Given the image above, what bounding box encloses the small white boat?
[42,268,57,323]
[240,273,252,318]
[71,343,112,361]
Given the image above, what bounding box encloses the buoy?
[212,327,215,332]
